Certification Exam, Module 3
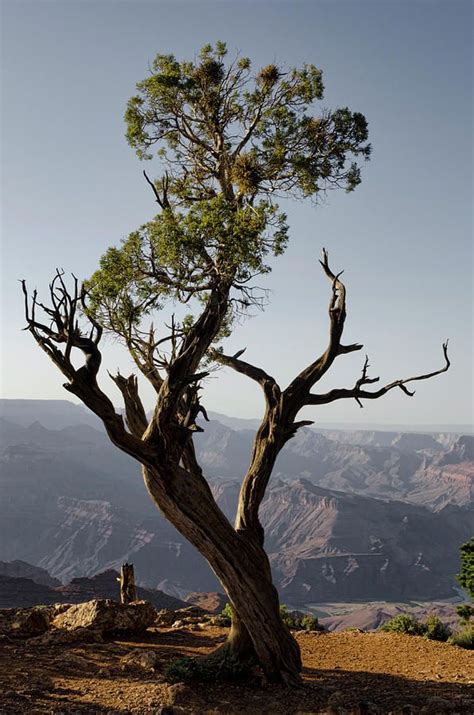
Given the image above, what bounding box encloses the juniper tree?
[22,43,450,684]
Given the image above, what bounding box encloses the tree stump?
[119,563,137,604]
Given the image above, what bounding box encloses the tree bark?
[142,464,302,684]
[120,563,137,604]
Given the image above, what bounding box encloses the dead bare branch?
[306,342,450,408]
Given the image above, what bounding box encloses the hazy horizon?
[0,396,472,433]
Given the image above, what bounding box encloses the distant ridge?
[206,411,473,434]
[1,400,471,434]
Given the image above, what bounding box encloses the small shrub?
[448,626,474,650]
[217,602,321,631]
[456,604,474,626]
[380,613,450,641]
[216,602,232,626]
[280,604,320,631]
[279,604,294,626]
[422,615,450,642]
[379,614,424,635]
[300,614,320,632]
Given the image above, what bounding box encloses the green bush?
[280,604,321,631]
[300,614,321,632]
[379,614,425,635]
[217,602,321,631]
[422,615,451,642]
[380,613,450,641]
[456,604,474,626]
[279,603,292,625]
[216,602,233,626]
[448,626,474,650]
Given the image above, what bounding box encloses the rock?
[32,626,103,645]
[164,683,191,706]
[52,598,156,634]
[55,652,92,670]
[120,648,159,671]
[0,606,50,638]
[156,606,207,627]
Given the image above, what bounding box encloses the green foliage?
[164,653,251,683]
[86,196,287,335]
[380,613,450,641]
[456,604,474,626]
[448,626,474,650]
[457,538,474,601]
[88,41,370,361]
[379,614,425,636]
[422,615,451,642]
[125,42,370,202]
[280,604,321,631]
[300,614,321,632]
[217,602,320,631]
[217,602,233,626]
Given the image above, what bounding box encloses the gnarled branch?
[109,371,148,438]
[210,348,281,408]
[21,275,154,465]
[306,342,450,408]
[283,249,362,416]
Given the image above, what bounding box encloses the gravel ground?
[0,626,472,714]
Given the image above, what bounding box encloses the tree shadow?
[117,627,225,649]
[299,666,472,713]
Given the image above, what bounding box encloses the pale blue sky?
[1,0,472,425]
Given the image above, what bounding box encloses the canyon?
[1,399,472,605]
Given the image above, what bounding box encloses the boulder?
[32,626,104,645]
[120,648,159,672]
[155,605,207,627]
[52,598,156,634]
[0,606,50,638]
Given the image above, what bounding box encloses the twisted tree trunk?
[142,464,302,684]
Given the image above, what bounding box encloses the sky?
[1,0,472,426]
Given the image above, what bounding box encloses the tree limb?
[283,249,359,415]
[306,342,450,408]
[109,371,148,438]
[210,348,281,407]
[21,276,155,465]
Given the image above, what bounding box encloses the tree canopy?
[86,42,370,348]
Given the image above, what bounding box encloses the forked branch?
[306,342,450,408]
[283,249,362,414]
[21,274,153,464]
[109,371,148,438]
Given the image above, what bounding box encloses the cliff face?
[196,420,473,509]
[259,479,471,603]
[0,560,61,588]
[0,568,187,610]
[0,401,472,603]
